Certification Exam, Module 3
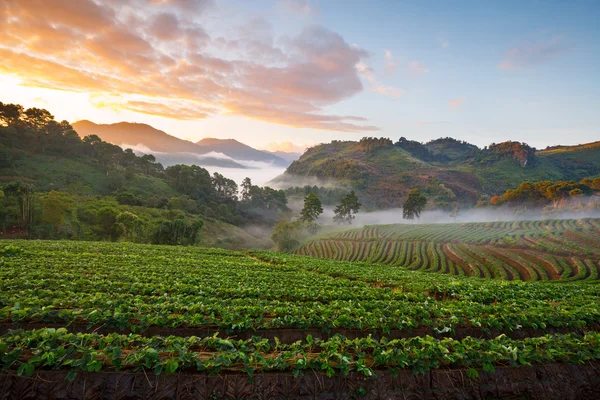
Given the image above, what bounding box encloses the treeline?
[480,142,536,167]
[489,178,600,207]
[0,102,289,244]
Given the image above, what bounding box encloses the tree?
[116,211,141,242]
[211,172,238,202]
[241,177,252,201]
[152,214,203,246]
[3,181,34,232]
[333,191,361,224]
[271,219,302,252]
[96,206,119,240]
[41,190,73,228]
[403,189,427,221]
[300,193,323,222]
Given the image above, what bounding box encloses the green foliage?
[0,102,290,235]
[0,245,24,257]
[0,240,600,378]
[300,193,323,223]
[333,191,361,224]
[40,190,73,228]
[152,214,203,246]
[271,219,304,251]
[402,189,427,220]
[294,218,600,282]
[2,181,34,232]
[490,178,597,207]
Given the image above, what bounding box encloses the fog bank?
[316,202,600,228]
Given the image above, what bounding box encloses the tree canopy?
[403,189,427,221]
[333,191,361,224]
[300,193,323,223]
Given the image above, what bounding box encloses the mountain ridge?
[72,120,289,168]
[274,137,600,208]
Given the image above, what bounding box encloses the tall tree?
[300,193,323,222]
[333,191,361,224]
[403,189,427,221]
[3,181,34,232]
[241,177,252,201]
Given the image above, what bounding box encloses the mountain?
[196,138,289,167]
[72,121,288,168]
[273,137,600,208]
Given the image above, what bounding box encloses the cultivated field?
[1,240,599,398]
[295,218,600,281]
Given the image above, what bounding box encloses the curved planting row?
[296,236,600,282]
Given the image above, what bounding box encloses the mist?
[267,173,347,190]
[203,164,287,187]
[314,198,600,228]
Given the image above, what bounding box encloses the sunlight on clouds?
[0,0,376,133]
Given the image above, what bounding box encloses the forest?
[0,102,289,245]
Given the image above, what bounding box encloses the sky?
[1,0,599,150]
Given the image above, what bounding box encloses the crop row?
[295,238,600,282]
[326,218,600,248]
[2,241,600,335]
[2,328,599,380]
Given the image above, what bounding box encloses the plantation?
[295,218,600,282]
[1,239,600,398]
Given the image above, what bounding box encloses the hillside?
[277,137,600,208]
[0,102,287,250]
[72,121,288,168]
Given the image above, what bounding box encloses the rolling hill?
[274,137,600,208]
[72,121,289,168]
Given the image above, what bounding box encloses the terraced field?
[1,240,599,398]
[295,218,600,281]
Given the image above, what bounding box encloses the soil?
[1,322,596,343]
[2,361,599,399]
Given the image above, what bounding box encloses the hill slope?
[276,138,600,207]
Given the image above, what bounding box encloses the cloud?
[277,0,320,16]
[498,36,574,71]
[448,97,466,109]
[408,60,429,75]
[382,51,427,76]
[357,60,404,99]
[376,86,404,98]
[0,0,376,133]
[356,62,375,83]
[384,50,397,74]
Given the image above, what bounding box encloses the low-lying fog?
[292,200,600,228]
[204,163,287,187]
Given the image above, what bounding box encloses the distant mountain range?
[72,120,294,168]
[273,137,600,208]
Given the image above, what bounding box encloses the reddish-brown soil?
[2,361,599,399]
[1,323,596,343]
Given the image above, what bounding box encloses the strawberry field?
[1,239,600,399]
[295,218,600,281]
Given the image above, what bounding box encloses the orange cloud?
[0,0,376,133]
[448,97,466,109]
